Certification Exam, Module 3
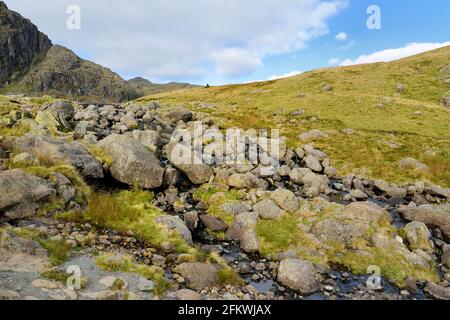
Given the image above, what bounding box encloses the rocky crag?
[1,98,450,300]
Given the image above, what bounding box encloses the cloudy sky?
[4,0,450,85]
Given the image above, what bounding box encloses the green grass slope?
[137,46,450,187]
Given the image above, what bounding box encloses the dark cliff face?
[0,1,138,102]
[0,1,52,85]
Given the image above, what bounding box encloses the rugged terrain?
[0,95,450,300]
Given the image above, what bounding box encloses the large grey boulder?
[226,212,260,253]
[156,215,193,245]
[270,188,299,212]
[399,158,429,172]
[166,141,213,184]
[398,204,450,241]
[173,263,218,290]
[373,180,406,198]
[125,130,159,149]
[165,107,193,123]
[0,169,55,220]
[40,101,74,130]
[13,134,103,178]
[98,134,164,189]
[277,259,320,295]
[253,199,284,220]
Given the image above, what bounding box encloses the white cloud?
[335,32,348,41]
[267,71,303,80]
[328,58,340,65]
[340,42,450,66]
[3,0,347,82]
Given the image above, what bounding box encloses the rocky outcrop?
[13,134,104,178]
[0,169,55,220]
[398,204,450,241]
[98,134,164,189]
[0,1,52,85]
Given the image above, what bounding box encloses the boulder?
[277,259,320,295]
[399,158,429,171]
[425,283,450,300]
[166,142,213,184]
[165,107,193,123]
[441,96,450,107]
[270,188,299,212]
[373,180,406,198]
[299,129,329,143]
[200,215,228,232]
[403,222,433,252]
[398,204,450,241]
[98,134,164,189]
[173,263,218,290]
[227,172,258,189]
[35,101,74,131]
[125,130,159,149]
[253,199,284,220]
[156,215,193,245]
[304,155,323,172]
[0,169,55,220]
[13,134,103,178]
[226,212,260,253]
[221,202,252,215]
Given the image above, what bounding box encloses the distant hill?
[0,2,196,103]
[0,1,138,103]
[128,77,199,96]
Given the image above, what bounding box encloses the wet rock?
[156,215,193,245]
[173,263,218,290]
[163,166,179,187]
[200,215,228,232]
[270,188,299,212]
[13,135,103,178]
[0,169,55,220]
[184,211,199,232]
[277,259,320,295]
[398,204,450,241]
[425,283,450,300]
[98,134,164,189]
[373,180,406,198]
[253,199,284,220]
[343,189,368,201]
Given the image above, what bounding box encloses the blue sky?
[4,0,450,85]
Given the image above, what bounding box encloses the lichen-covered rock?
[253,199,284,220]
[0,169,55,220]
[403,222,433,252]
[227,172,258,189]
[226,212,259,253]
[156,215,193,245]
[98,134,163,189]
[13,134,103,178]
[270,188,299,212]
[165,141,213,185]
[173,263,218,290]
[399,204,450,241]
[277,259,320,294]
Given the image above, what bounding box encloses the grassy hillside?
[136,46,450,187]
